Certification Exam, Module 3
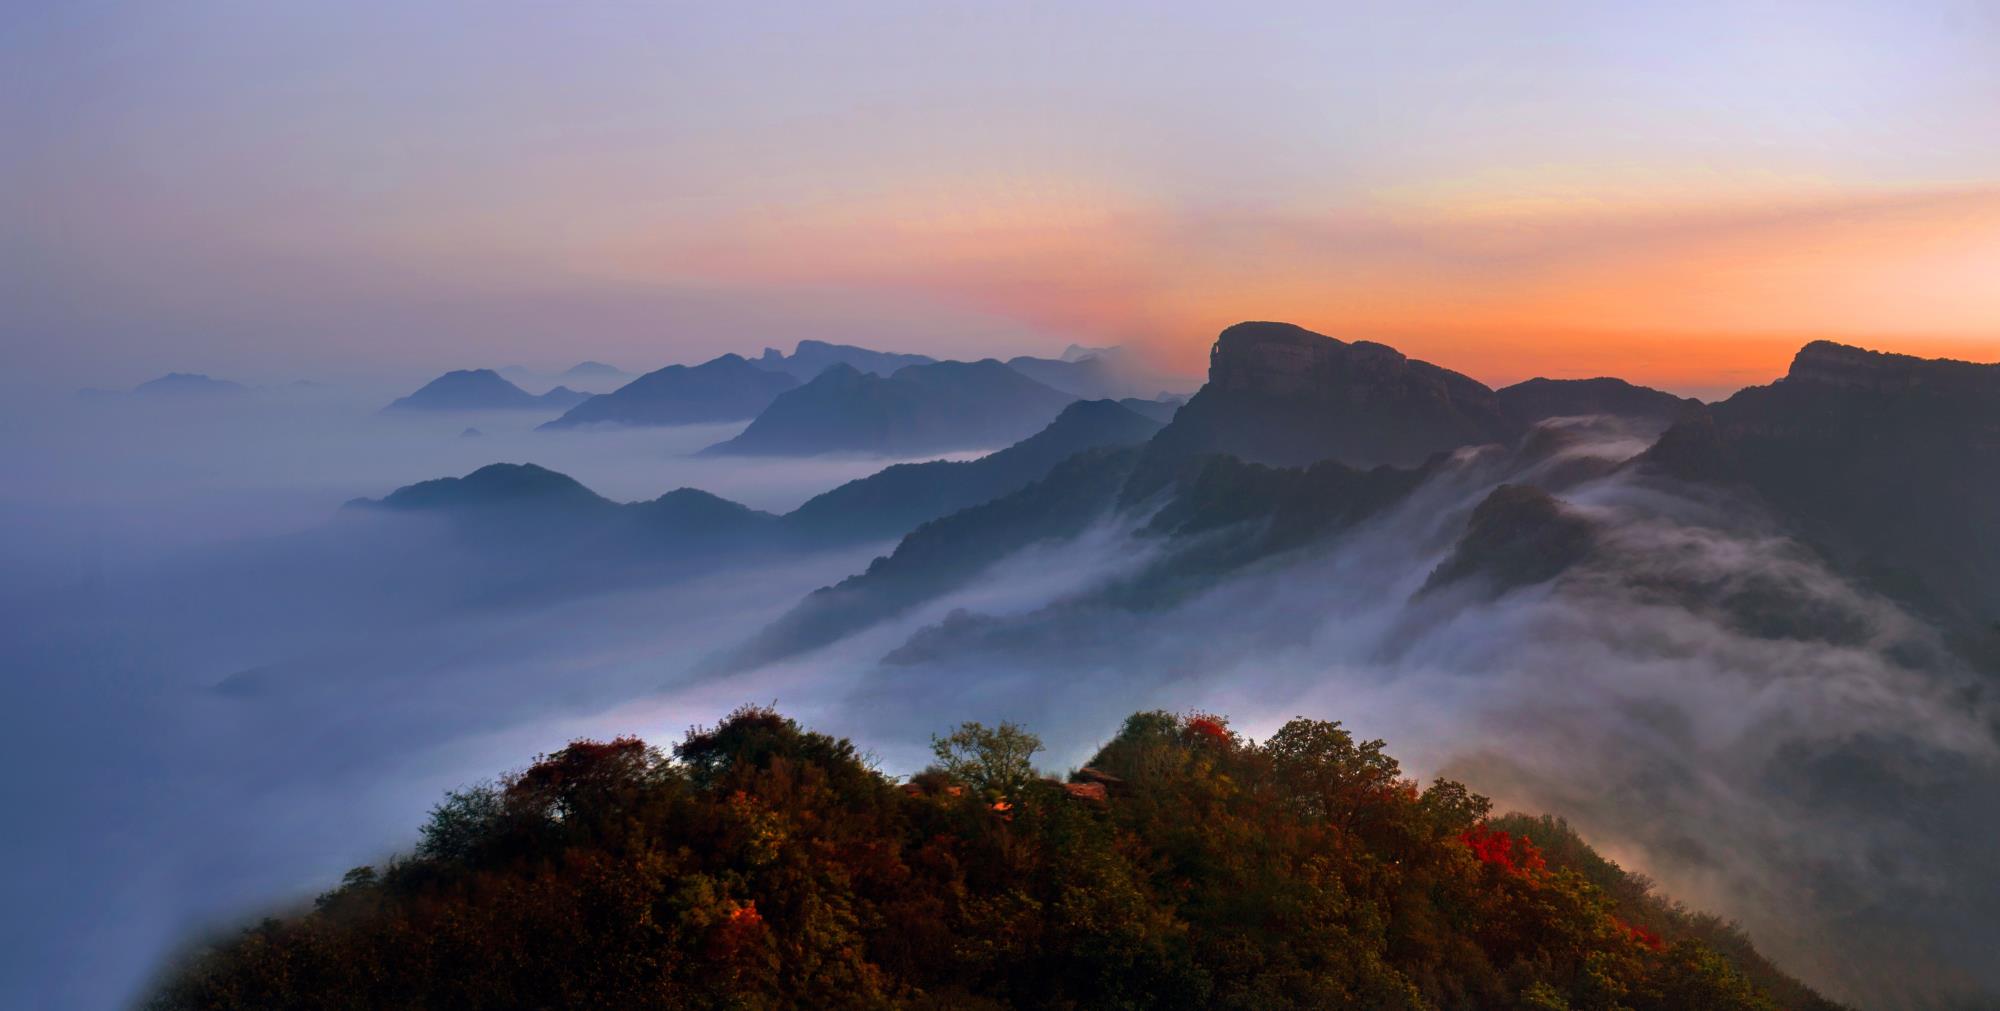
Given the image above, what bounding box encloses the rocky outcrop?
[1422,484,1595,597]
[1148,322,1518,468]
[1784,340,2000,396]
[1639,341,2000,664]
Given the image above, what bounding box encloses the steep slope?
[781,398,1164,542]
[1638,341,2000,658]
[702,359,1076,457]
[1148,321,1518,468]
[1497,377,1699,428]
[539,354,799,429]
[383,370,581,412]
[721,447,1143,669]
[752,339,935,380]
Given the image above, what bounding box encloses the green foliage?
[930,720,1043,800]
[148,710,1835,1010]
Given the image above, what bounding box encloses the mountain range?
[700,358,1079,456]
[539,354,800,429]
[751,338,936,380]
[1641,339,2000,662]
[734,329,1997,673]
[354,394,1164,548]
[174,321,2000,1009]
[78,372,250,399]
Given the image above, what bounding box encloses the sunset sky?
[7,1,1998,396]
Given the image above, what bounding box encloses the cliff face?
[1639,341,2000,662]
[1784,340,2000,396]
[1702,341,2000,450]
[1149,321,1517,468]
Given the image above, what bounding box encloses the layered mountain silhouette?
[1002,354,1138,400]
[701,359,1076,456]
[752,339,935,380]
[384,370,588,412]
[347,463,781,587]
[725,325,2000,683]
[560,360,628,380]
[783,398,1164,541]
[1496,376,1699,428]
[1147,321,1519,468]
[1116,396,1184,423]
[354,395,1168,563]
[136,372,250,397]
[539,354,799,429]
[283,325,2000,1007]
[81,372,250,398]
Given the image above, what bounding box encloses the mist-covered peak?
[703,358,1074,457]
[638,487,778,529]
[362,462,609,512]
[1422,484,1596,596]
[1061,342,1120,362]
[540,354,799,429]
[753,339,935,380]
[130,372,249,397]
[383,369,549,412]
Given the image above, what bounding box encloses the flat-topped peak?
[1785,340,1999,393]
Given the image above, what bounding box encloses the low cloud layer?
[5,394,1994,1009]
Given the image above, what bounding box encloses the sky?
[5,0,1999,397]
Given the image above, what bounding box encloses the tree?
[929,720,1042,799]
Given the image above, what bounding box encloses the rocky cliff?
[1148,321,1518,468]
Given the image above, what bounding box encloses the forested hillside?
[149,708,1835,1010]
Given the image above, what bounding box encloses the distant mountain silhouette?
[781,399,1164,542]
[1117,396,1183,423]
[1147,322,1518,468]
[333,399,1161,611]
[701,359,1076,457]
[752,339,935,380]
[122,373,249,397]
[348,463,779,584]
[368,461,608,512]
[539,354,799,429]
[538,385,591,407]
[1496,377,1699,428]
[1062,342,1119,362]
[383,370,584,412]
[1003,355,1130,399]
[561,361,628,379]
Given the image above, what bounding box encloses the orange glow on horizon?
[615,182,2000,397]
